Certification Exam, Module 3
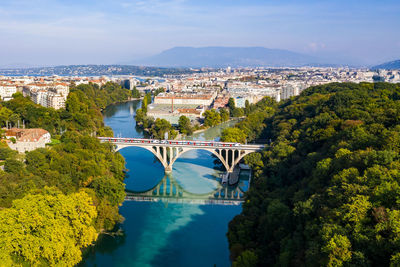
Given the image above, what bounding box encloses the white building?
[31,90,49,107]
[154,92,217,107]
[5,128,51,153]
[0,85,17,101]
[53,83,69,99]
[281,84,300,100]
[47,93,66,109]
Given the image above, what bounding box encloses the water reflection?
[103,101,141,119]
[82,101,245,267]
[119,146,164,192]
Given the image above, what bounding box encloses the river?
[80,100,246,267]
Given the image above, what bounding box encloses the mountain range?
[132,46,328,68]
[372,59,400,70]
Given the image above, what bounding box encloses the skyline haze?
[0,0,399,67]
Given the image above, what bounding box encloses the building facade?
[5,128,51,153]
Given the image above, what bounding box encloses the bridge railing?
[98,137,264,149]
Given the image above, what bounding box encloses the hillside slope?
[228,82,400,266]
[372,59,400,70]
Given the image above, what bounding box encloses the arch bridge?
[98,137,264,174]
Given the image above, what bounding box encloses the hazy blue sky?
[0,0,399,66]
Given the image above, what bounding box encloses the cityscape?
[1,66,398,117]
[0,0,400,267]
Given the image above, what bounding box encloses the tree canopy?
[228,82,400,266]
[221,128,247,143]
[0,188,97,266]
[204,109,222,127]
[0,82,129,266]
[178,115,193,135]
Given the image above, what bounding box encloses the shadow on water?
[79,228,127,266]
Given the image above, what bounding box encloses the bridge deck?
[98,137,264,150]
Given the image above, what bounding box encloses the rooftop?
[5,128,50,142]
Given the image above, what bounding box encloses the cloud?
[307,42,326,52]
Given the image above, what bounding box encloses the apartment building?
[0,84,17,101]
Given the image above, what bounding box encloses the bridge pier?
[165,165,173,173]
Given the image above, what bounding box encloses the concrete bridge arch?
[104,138,264,174]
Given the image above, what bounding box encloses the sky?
[0,0,399,67]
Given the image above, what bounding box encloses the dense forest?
[0,82,130,266]
[227,82,400,266]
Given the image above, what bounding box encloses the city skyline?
[0,0,399,67]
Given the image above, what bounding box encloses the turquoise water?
[80,101,243,267]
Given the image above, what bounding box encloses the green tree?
[150,118,175,139]
[221,128,246,143]
[204,109,221,127]
[0,147,17,160]
[135,108,145,124]
[232,108,244,118]
[178,115,193,135]
[0,106,13,126]
[220,108,229,122]
[322,234,352,267]
[142,92,152,113]
[90,176,125,206]
[0,82,129,248]
[228,97,235,112]
[0,188,97,266]
[131,86,141,98]
[233,250,258,267]
[9,113,20,126]
[227,83,400,266]
[244,99,251,115]
[4,159,24,174]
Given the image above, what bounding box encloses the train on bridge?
[99,137,242,148]
[99,137,264,174]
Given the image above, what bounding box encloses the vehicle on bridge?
[101,137,241,147]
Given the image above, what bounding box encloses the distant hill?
[372,59,400,70]
[133,46,325,68]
